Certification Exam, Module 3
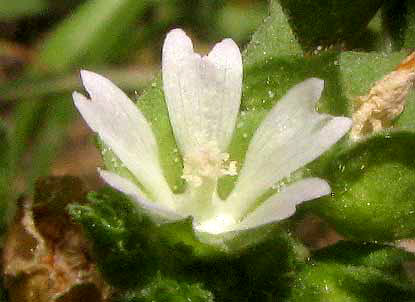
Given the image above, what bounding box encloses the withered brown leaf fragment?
[351,52,415,140]
[2,176,112,302]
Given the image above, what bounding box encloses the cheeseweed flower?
[73,29,351,239]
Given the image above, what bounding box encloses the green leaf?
[294,53,415,242]
[34,0,157,74]
[278,0,385,51]
[313,241,415,279]
[307,131,415,241]
[337,51,408,104]
[117,273,214,302]
[68,188,225,288]
[298,51,415,242]
[288,261,415,302]
[286,242,415,302]
[69,188,160,288]
[0,0,47,20]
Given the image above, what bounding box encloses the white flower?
[73,29,352,239]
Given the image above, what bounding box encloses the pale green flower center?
[177,140,238,233]
[181,140,237,187]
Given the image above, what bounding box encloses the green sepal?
[243,0,302,66]
[278,0,384,51]
[115,273,214,302]
[286,241,415,302]
[306,130,415,241]
[242,51,344,115]
[135,77,185,194]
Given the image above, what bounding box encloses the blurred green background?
[0,0,268,202]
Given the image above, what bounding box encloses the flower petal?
[229,178,330,231]
[99,170,182,223]
[73,70,174,207]
[227,78,352,215]
[162,28,242,155]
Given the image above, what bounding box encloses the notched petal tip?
[298,77,325,105]
[163,28,194,57]
[72,91,97,129]
[72,91,88,103]
[207,38,242,71]
[209,38,241,56]
[79,69,114,98]
[80,69,98,85]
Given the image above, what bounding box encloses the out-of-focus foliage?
[382,0,415,50]
[278,0,385,51]
[0,119,11,238]
[34,0,158,73]
[0,0,47,20]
